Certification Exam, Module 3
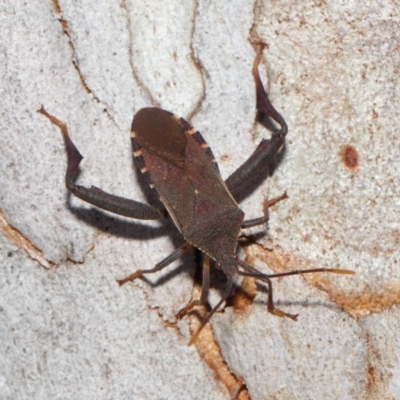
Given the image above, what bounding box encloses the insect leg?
[177,255,211,319]
[225,44,288,200]
[188,276,234,345]
[238,259,354,319]
[238,259,298,320]
[39,107,164,220]
[117,242,192,285]
[241,191,288,229]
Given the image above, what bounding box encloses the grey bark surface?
[1,1,399,399]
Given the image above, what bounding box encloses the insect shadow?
[233,112,287,204]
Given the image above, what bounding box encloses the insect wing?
[132,108,244,259]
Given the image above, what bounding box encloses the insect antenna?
[237,259,354,279]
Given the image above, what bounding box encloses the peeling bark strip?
[39,45,353,344]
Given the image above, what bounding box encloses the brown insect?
[39,45,353,344]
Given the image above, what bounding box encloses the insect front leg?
[177,255,211,319]
[39,107,165,220]
[226,44,288,200]
[238,259,354,321]
[237,259,298,320]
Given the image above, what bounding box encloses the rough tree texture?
[1,1,399,399]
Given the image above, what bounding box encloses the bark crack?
[51,0,115,123]
[0,211,54,269]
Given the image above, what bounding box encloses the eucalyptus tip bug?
[39,45,354,345]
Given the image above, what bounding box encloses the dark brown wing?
[133,108,186,170]
[131,108,244,261]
